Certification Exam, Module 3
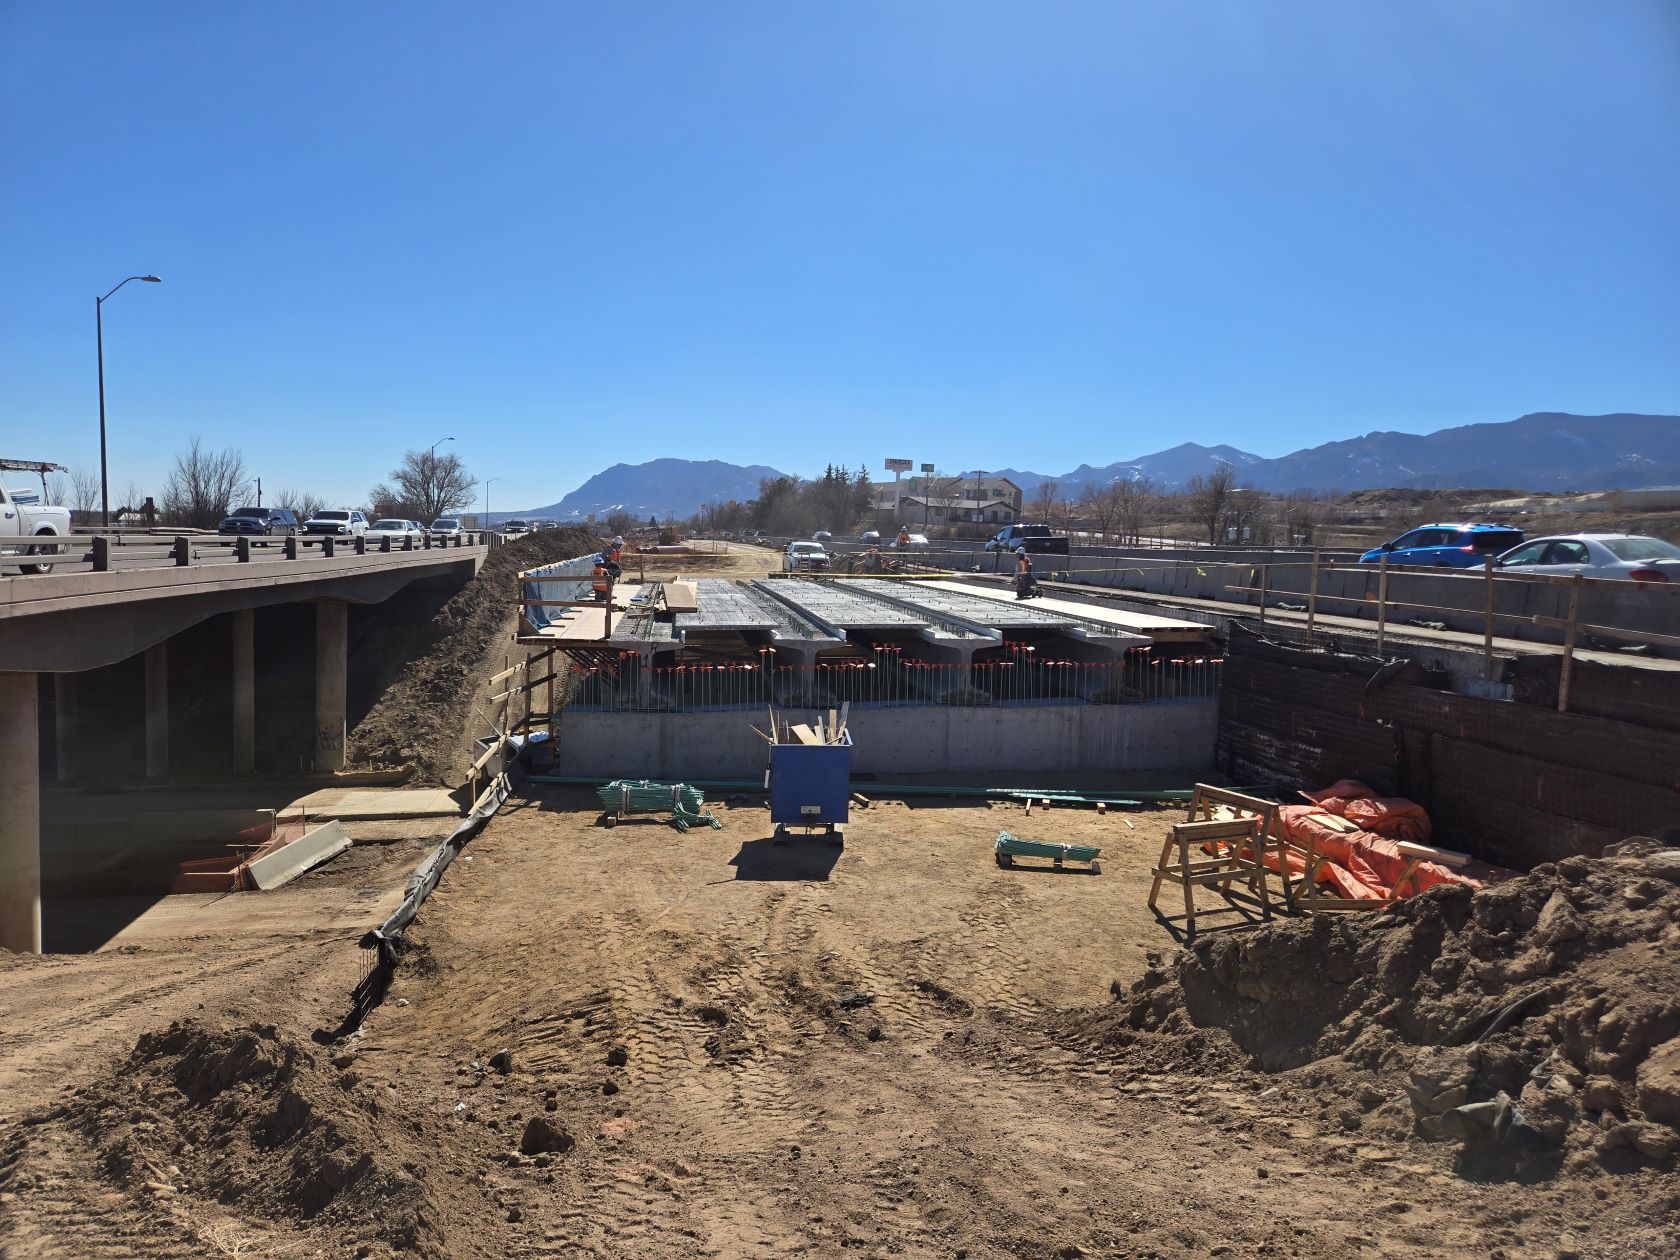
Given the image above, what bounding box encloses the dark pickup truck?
[984,523,1070,555]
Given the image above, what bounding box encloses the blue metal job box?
[768,731,852,834]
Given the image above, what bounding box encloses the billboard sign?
[884,458,913,473]
[920,463,935,474]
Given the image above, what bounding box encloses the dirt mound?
[350,525,598,784]
[1059,837,1680,1177]
[66,1020,447,1254]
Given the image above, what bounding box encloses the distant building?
[894,494,1019,526]
[1613,486,1680,511]
[871,475,1022,520]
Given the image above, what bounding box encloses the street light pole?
[484,477,499,522]
[96,274,162,527]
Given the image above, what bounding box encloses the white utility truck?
[0,459,72,575]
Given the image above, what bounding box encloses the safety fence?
[562,648,1221,713]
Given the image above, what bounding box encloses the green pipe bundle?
[597,779,722,832]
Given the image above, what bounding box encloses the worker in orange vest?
[609,535,624,563]
[591,554,612,603]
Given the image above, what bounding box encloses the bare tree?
[1032,480,1060,525]
[1080,483,1121,541]
[275,486,328,522]
[1186,464,1239,544]
[1113,477,1159,545]
[160,437,249,529]
[65,468,100,526]
[370,449,474,524]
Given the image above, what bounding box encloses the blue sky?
[4,1,1677,512]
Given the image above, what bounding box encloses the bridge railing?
[1,530,493,576]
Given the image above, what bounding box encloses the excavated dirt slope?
[1074,836,1680,1185]
[349,526,599,785]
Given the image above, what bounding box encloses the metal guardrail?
[1,529,495,576]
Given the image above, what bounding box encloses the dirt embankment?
[1069,836,1680,1181]
[350,526,599,786]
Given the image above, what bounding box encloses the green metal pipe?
[525,772,1281,803]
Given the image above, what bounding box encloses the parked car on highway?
[1358,523,1525,568]
[0,459,71,574]
[783,541,830,572]
[302,508,368,536]
[1495,533,1680,582]
[368,518,425,543]
[429,516,464,539]
[858,530,881,544]
[984,523,1070,555]
[218,505,300,540]
[812,530,833,542]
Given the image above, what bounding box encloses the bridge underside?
[0,550,482,954]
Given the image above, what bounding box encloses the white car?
[368,518,426,543]
[1496,533,1680,582]
[303,509,368,537]
[429,516,464,539]
[783,541,830,572]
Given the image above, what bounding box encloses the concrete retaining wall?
[556,701,1217,780]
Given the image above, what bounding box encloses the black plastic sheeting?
[345,756,515,1026]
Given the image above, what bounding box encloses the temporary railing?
[561,647,1221,714]
[1220,550,1680,713]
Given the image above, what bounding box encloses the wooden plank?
[663,580,698,612]
[1396,839,1470,867]
[788,723,822,746]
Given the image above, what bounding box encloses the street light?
[431,436,454,459]
[484,476,499,521]
[96,274,163,526]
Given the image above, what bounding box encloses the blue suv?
[1359,523,1526,568]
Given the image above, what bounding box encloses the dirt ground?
[5,789,1670,1259]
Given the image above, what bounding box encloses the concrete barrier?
[555,701,1217,780]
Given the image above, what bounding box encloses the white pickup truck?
[0,459,73,575]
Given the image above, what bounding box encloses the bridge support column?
[315,601,347,772]
[0,672,41,954]
[54,673,79,782]
[232,609,255,775]
[145,643,169,779]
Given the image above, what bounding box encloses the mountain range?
[512,413,1680,518]
[516,458,790,522]
[997,412,1680,496]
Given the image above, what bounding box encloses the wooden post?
[1557,574,1583,714]
[1482,556,1495,681]
[1375,551,1389,656]
[521,653,533,733]
[1257,565,1268,626]
[546,648,557,734]
[1306,549,1320,641]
